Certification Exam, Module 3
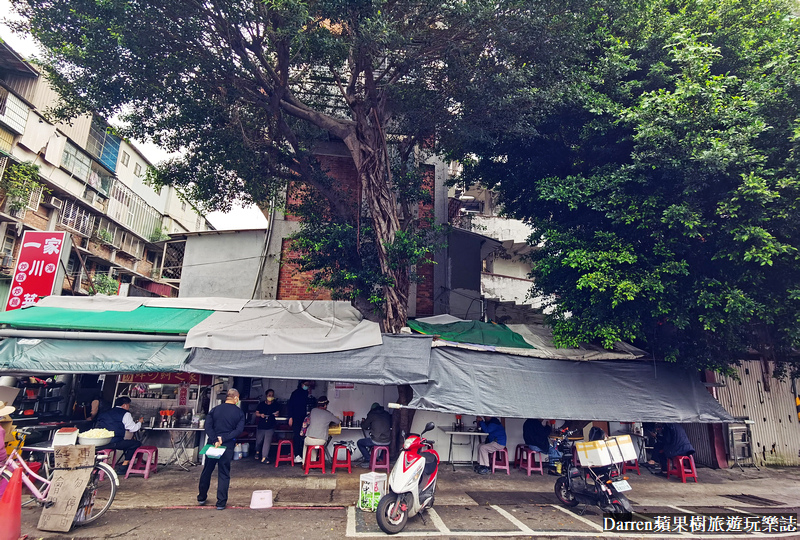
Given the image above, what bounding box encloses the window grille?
[60,199,95,236]
[26,184,43,210]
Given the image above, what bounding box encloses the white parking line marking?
[347,506,356,537]
[490,504,534,534]
[426,508,451,534]
[551,504,604,531]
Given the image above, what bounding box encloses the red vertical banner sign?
[4,231,67,311]
[178,384,188,406]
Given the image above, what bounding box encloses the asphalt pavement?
[16,456,800,539]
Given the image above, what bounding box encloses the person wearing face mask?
[288,381,313,463]
[197,388,245,511]
[254,389,280,463]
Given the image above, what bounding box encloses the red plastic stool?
[304,445,326,474]
[331,445,352,473]
[514,444,527,467]
[125,446,158,479]
[491,447,511,475]
[370,445,390,473]
[667,454,698,483]
[622,460,641,475]
[274,440,295,467]
[521,449,544,476]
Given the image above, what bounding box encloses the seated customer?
[96,396,143,473]
[302,396,340,465]
[357,402,392,468]
[475,416,506,475]
[523,418,561,462]
[651,423,694,473]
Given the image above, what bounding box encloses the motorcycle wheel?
[554,477,579,507]
[376,493,409,535]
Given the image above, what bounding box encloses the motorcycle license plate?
[612,480,632,492]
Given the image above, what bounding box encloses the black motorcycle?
[552,429,633,516]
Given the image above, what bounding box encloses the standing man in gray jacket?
[358,402,392,467]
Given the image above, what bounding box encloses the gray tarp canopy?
[184,334,433,385]
[409,347,735,423]
[0,337,190,374]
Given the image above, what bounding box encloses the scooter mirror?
[422,422,435,434]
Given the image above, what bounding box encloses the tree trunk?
[390,384,416,456]
[342,121,410,333]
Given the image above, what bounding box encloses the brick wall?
[276,238,333,301]
[22,208,49,231]
[278,155,359,299]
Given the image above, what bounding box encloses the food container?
[250,490,273,509]
[77,436,113,446]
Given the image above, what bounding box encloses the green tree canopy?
[11,0,602,331]
[447,0,800,374]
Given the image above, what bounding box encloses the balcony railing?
[107,180,163,241]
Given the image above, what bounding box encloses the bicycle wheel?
[73,462,116,526]
[1,463,49,506]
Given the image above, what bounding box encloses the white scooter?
[376,422,440,534]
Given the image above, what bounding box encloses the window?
[134,163,142,177]
[2,231,15,255]
[0,126,13,153]
[181,202,186,212]
[62,142,92,182]
[121,151,130,167]
[86,119,120,172]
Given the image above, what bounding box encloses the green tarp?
[0,306,213,334]
[407,319,535,349]
[0,338,190,373]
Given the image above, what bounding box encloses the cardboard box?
[574,440,613,467]
[607,435,638,463]
[1,417,14,443]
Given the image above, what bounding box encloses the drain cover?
[723,494,785,506]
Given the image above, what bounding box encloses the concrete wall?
[472,215,533,243]
[179,230,266,298]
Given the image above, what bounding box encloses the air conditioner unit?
[43,195,64,210]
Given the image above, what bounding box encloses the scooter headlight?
[403,435,419,450]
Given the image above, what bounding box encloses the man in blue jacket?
[475,416,506,475]
[197,388,245,510]
[96,396,143,473]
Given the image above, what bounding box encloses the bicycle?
[1,428,119,527]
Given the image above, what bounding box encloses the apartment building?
[0,39,212,303]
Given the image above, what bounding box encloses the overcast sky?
[0,3,268,231]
